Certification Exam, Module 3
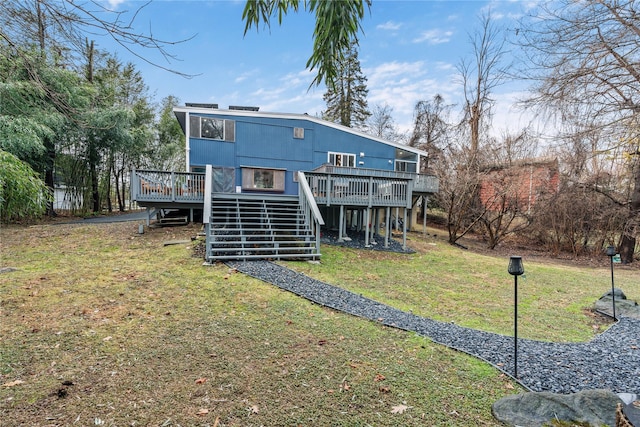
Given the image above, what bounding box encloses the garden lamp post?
[606,245,616,320]
[508,256,524,378]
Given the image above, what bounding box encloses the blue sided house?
[132,104,438,262]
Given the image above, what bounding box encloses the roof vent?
[229,105,259,111]
[185,103,218,109]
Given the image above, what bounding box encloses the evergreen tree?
[322,40,370,129]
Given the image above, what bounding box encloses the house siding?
[181,109,423,196]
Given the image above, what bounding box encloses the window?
[293,127,305,139]
[241,167,285,192]
[201,118,224,139]
[189,115,235,142]
[327,152,355,168]
[395,160,417,173]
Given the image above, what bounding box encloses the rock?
[603,288,628,300]
[0,267,18,274]
[492,389,622,427]
[595,288,640,319]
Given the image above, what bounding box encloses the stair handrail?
[203,165,213,224]
[297,171,325,226]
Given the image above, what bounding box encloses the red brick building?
[479,158,560,213]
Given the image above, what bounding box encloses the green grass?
[283,238,639,342]
[0,221,637,426]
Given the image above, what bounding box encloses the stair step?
[206,193,319,261]
[207,252,320,261]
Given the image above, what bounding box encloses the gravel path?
[227,260,640,395]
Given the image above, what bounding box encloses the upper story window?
[293,127,305,139]
[328,152,355,167]
[189,115,235,142]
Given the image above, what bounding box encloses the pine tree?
[323,41,370,129]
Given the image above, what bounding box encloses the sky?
[95,0,538,136]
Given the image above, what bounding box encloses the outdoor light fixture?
[508,256,524,378]
[606,245,617,321]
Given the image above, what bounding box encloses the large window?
[242,167,285,192]
[395,148,417,173]
[327,152,355,167]
[189,115,235,142]
[395,160,417,173]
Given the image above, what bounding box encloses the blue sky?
[98,0,536,135]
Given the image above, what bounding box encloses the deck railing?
[312,164,438,194]
[304,172,413,208]
[297,171,325,255]
[131,169,206,203]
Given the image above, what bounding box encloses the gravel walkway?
[227,260,640,395]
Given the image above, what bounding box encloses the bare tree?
[366,103,400,141]
[408,94,451,173]
[436,12,509,246]
[517,0,640,263]
[457,12,508,160]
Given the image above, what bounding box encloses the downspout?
[185,112,190,172]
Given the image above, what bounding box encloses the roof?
[174,106,429,158]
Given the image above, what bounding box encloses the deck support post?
[384,207,390,248]
[402,208,408,250]
[364,208,371,247]
[338,204,345,242]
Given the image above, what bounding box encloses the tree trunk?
[619,163,640,264]
[45,138,56,217]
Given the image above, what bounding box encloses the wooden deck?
[131,167,438,210]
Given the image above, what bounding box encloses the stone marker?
[595,288,640,319]
[492,389,622,427]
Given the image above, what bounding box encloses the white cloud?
[413,29,453,45]
[377,21,402,31]
[104,0,126,9]
[364,61,462,134]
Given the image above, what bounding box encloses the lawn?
[1,220,637,426]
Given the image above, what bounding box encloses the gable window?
[189,115,235,142]
[241,167,285,192]
[328,152,355,168]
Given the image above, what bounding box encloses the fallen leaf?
[505,383,515,389]
[379,386,391,393]
[213,416,220,427]
[374,374,386,382]
[249,405,259,414]
[2,380,25,387]
[318,339,327,345]
[195,378,207,384]
[197,408,209,416]
[102,336,112,342]
[391,404,409,414]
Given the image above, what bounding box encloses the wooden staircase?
[204,193,320,262]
